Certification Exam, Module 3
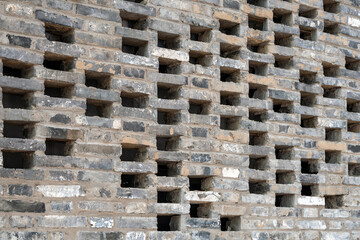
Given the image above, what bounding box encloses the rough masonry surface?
[0,0,359,239]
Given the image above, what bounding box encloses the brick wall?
[0,0,360,239]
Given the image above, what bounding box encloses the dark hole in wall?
[276,171,295,184]
[249,181,269,194]
[3,122,33,139]
[85,100,111,118]
[190,204,200,218]
[3,151,33,169]
[220,216,240,231]
[157,85,178,99]
[301,116,317,128]
[274,32,292,47]
[2,92,29,109]
[85,71,111,90]
[156,137,178,151]
[299,70,317,84]
[219,20,240,36]
[275,194,294,207]
[121,93,147,108]
[157,110,179,125]
[249,156,268,170]
[157,215,179,231]
[325,195,343,209]
[301,159,319,174]
[220,116,240,130]
[189,177,204,191]
[121,147,143,162]
[45,140,72,156]
[121,174,135,188]
[325,151,341,164]
[348,164,360,176]
[45,22,74,43]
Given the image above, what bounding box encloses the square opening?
[301,115,317,128]
[220,92,240,106]
[299,5,317,18]
[249,131,267,146]
[323,0,339,13]
[2,151,34,169]
[249,61,268,76]
[322,86,340,98]
[2,92,30,109]
[247,0,267,7]
[158,190,180,203]
[2,60,32,79]
[249,156,269,170]
[249,108,268,122]
[322,62,339,77]
[220,68,240,83]
[300,26,317,41]
[276,171,295,184]
[273,9,292,26]
[348,163,360,176]
[249,180,269,194]
[3,122,34,139]
[190,26,211,42]
[249,84,267,100]
[85,99,112,118]
[120,11,147,30]
[121,174,146,188]
[45,22,74,43]
[325,195,343,209]
[324,21,339,35]
[219,20,240,36]
[121,92,147,108]
[325,128,341,141]
[44,82,73,98]
[274,55,293,69]
[121,145,145,162]
[273,100,293,113]
[189,51,210,67]
[247,39,268,53]
[157,84,179,99]
[299,70,317,84]
[220,116,240,130]
[220,43,240,60]
[157,161,178,176]
[122,37,148,57]
[248,15,267,31]
[345,57,360,71]
[189,177,208,191]
[300,92,316,107]
[43,53,73,71]
[348,120,360,133]
[220,216,241,231]
[274,32,292,47]
[158,110,180,125]
[45,139,73,156]
[190,203,210,218]
[189,100,209,115]
[158,59,181,74]
[157,215,180,231]
[275,146,293,160]
[156,136,178,151]
[325,150,341,164]
[275,194,295,207]
[158,32,180,50]
[301,184,318,196]
[85,71,111,90]
[301,159,319,174]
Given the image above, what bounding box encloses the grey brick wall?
[0,0,359,239]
